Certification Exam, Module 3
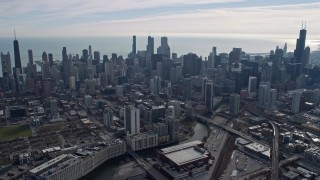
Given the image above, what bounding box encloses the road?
[194,114,269,147]
[269,121,279,180]
[127,149,168,180]
[205,128,229,180]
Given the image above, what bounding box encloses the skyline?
[0,2,320,179]
[1,1,320,44]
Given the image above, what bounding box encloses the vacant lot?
[36,122,68,134]
[0,125,32,140]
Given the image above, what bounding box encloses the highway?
[194,114,269,147]
[269,121,279,180]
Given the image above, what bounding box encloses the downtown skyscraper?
[132,35,136,58]
[1,52,12,77]
[13,33,22,74]
[294,23,307,63]
[147,36,154,55]
[229,93,240,115]
[61,47,71,86]
[124,105,140,135]
[258,83,270,110]
[157,37,170,58]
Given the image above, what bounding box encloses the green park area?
[0,125,32,141]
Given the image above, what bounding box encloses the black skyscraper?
[62,47,70,85]
[182,53,201,77]
[28,49,33,65]
[147,36,154,55]
[13,33,22,74]
[48,53,53,67]
[294,24,307,63]
[132,36,136,58]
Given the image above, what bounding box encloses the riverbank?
[83,122,209,179]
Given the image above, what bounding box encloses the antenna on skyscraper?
[14,29,16,40]
[301,22,303,29]
[305,22,307,29]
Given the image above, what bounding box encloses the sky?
[1,0,320,45]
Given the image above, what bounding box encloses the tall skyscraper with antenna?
[147,36,154,55]
[294,22,307,63]
[283,43,287,56]
[13,30,22,74]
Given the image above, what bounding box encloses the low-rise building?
[157,140,211,180]
[304,147,320,166]
[29,139,126,180]
[244,142,270,160]
[126,132,158,151]
[282,171,299,180]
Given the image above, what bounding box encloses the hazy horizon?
[1,0,320,42]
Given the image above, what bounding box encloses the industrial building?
[29,139,126,180]
[243,142,270,160]
[157,140,211,180]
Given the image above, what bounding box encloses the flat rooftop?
[164,147,209,166]
[245,142,269,153]
[39,155,81,178]
[160,140,203,154]
[127,132,157,139]
[30,154,69,174]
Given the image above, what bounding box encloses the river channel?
[81,122,208,179]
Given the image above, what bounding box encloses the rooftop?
[39,155,81,178]
[30,154,69,174]
[244,142,269,153]
[127,132,158,139]
[305,147,320,155]
[164,146,209,166]
[160,140,203,154]
[283,171,299,178]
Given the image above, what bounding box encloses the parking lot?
[220,150,267,180]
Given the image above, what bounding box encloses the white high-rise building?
[248,76,257,97]
[205,80,214,109]
[166,117,180,141]
[150,76,161,94]
[84,95,93,107]
[124,105,140,135]
[258,84,270,110]
[269,89,277,109]
[229,93,240,115]
[291,92,301,114]
[103,108,114,127]
[69,76,76,90]
[168,100,181,118]
[165,81,172,98]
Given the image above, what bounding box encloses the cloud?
[0,0,243,17]
[22,2,318,38]
[0,0,320,52]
